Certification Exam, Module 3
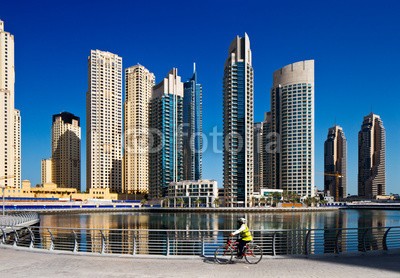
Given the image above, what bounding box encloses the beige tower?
[52,112,81,189]
[41,158,53,184]
[124,64,155,195]
[87,50,122,192]
[0,20,21,188]
[358,113,385,198]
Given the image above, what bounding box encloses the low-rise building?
[3,180,118,201]
[168,180,218,207]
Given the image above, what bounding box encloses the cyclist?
[229,217,253,259]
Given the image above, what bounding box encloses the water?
[39,209,400,231]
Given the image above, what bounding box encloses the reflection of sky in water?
[39,210,400,231]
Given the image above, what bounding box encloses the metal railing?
[1,226,400,257]
[0,213,39,227]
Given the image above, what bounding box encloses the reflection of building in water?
[323,210,347,253]
[247,212,317,255]
[358,210,386,252]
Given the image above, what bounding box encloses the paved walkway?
[1,246,399,277]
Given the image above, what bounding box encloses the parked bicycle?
[214,237,263,264]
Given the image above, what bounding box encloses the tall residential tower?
[358,113,385,198]
[87,50,123,192]
[223,34,254,207]
[52,112,81,189]
[183,64,202,181]
[124,64,155,195]
[324,125,347,200]
[149,68,183,198]
[0,20,21,188]
[271,60,315,197]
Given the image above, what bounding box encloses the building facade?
[149,68,183,198]
[41,158,53,184]
[168,180,218,208]
[253,122,263,193]
[0,20,21,188]
[124,64,155,195]
[52,112,81,189]
[358,113,386,199]
[271,60,315,197]
[183,64,202,181]
[262,111,274,189]
[324,125,347,200]
[87,50,123,192]
[223,34,254,207]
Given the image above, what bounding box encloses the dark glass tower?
[149,69,184,198]
[183,64,202,181]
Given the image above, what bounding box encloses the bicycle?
[214,237,263,264]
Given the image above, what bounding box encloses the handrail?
[1,225,399,258]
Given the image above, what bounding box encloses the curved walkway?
[0,246,399,277]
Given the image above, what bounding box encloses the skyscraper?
[87,50,122,192]
[183,64,202,181]
[358,113,386,198]
[52,112,81,189]
[253,122,263,193]
[149,68,183,198]
[41,158,53,184]
[324,125,347,200]
[223,34,254,207]
[124,64,155,195]
[262,112,274,189]
[271,60,315,197]
[0,20,21,188]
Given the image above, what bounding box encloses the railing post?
[72,230,78,253]
[383,227,392,251]
[100,230,106,254]
[304,230,311,255]
[133,234,137,256]
[27,227,35,249]
[166,231,170,257]
[334,230,342,254]
[362,229,369,252]
[201,237,205,257]
[47,228,54,251]
[272,232,277,256]
[12,227,19,247]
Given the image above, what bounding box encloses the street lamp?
[0,175,15,216]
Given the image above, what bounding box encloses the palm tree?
[194,198,202,208]
[140,199,147,207]
[213,198,220,208]
[176,198,184,208]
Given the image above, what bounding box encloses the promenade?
[1,246,399,277]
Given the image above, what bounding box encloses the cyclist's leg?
[237,239,245,257]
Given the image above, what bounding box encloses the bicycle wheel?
[244,244,263,264]
[214,246,233,264]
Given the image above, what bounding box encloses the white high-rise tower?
[87,50,122,192]
[271,60,315,197]
[0,20,21,188]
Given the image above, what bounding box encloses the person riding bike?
[229,217,253,259]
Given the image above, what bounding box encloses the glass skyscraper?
[223,34,254,207]
[183,64,202,181]
[149,68,184,198]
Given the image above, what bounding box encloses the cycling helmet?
[237,217,247,224]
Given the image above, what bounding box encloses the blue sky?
[1,0,400,194]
